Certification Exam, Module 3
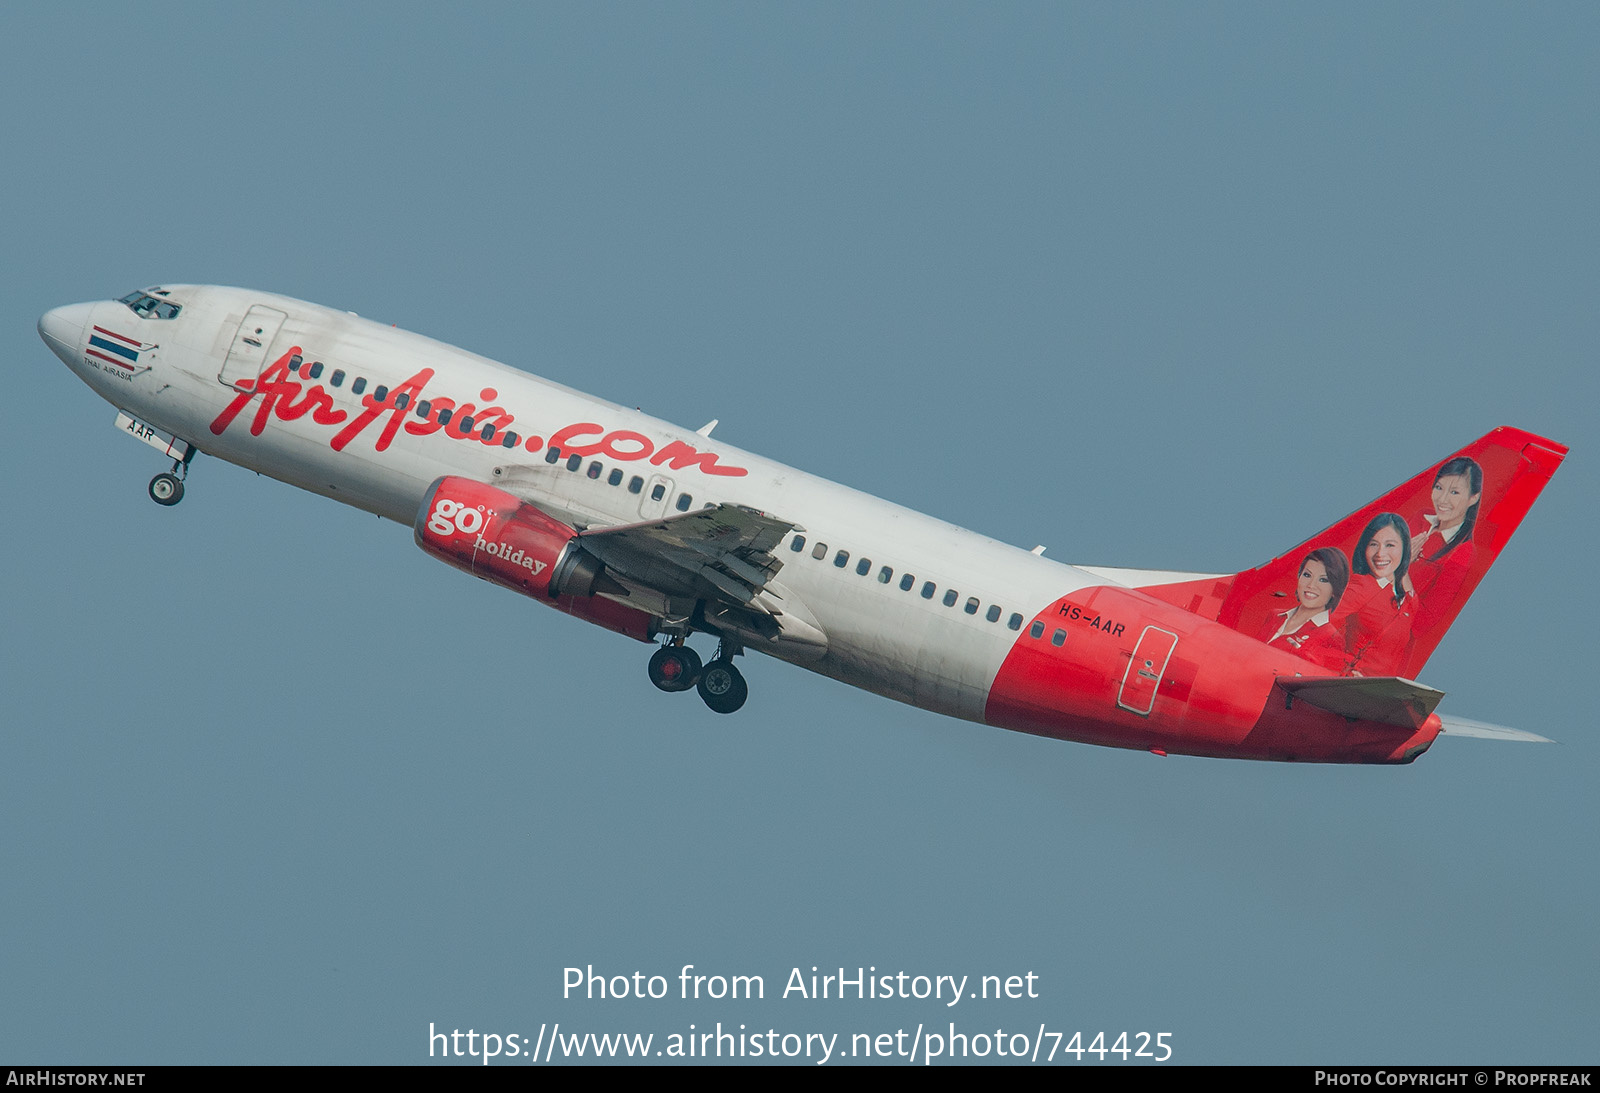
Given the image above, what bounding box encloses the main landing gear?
[695,658,748,715]
[647,639,748,714]
[648,644,701,693]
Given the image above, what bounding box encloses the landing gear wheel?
[648,645,702,693]
[696,660,748,714]
[149,473,184,506]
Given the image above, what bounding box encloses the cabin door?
[218,305,289,390]
[1117,626,1178,716]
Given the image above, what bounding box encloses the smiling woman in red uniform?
[1404,456,1483,642]
[1334,513,1415,677]
[1255,547,1350,672]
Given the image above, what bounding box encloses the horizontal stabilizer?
[1277,676,1445,730]
[1436,715,1552,744]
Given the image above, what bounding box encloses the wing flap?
[576,503,802,611]
[573,503,826,655]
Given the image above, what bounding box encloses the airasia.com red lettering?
[548,422,605,457]
[649,439,744,476]
[600,430,652,460]
[210,349,748,476]
[209,347,348,437]
[329,367,436,452]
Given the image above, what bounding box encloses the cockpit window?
[118,288,181,320]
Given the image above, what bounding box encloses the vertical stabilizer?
[1135,427,1566,678]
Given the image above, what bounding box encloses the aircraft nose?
[38,302,95,365]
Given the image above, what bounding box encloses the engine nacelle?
[415,476,607,599]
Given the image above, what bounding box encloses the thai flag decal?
[86,326,155,374]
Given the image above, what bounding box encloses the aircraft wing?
[575,504,828,655]
[577,503,797,606]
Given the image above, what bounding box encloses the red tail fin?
[1138,427,1567,678]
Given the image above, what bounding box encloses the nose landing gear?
[148,449,195,507]
[148,472,184,506]
[647,638,748,713]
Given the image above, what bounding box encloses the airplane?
[38,285,1566,764]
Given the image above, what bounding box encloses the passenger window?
[480,423,495,440]
[878,566,892,584]
[986,605,1001,623]
[566,454,582,471]
[676,493,693,512]
[651,483,666,502]
[855,558,871,576]
[351,377,367,395]
[791,536,806,553]
[545,446,560,464]
[965,598,980,616]
[921,581,936,600]
[1030,621,1045,639]
[900,574,914,591]
[607,468,623,486]
[461,416,477,433]
[834,550,849,568]
[1051,629,1066,647]
[394,392,409,409]
[307,361,323,380]
[943,589,958,607]
[501,432,518,448]
[330,369,345,387]
[812,542,828,560]
[1008,613,1023,631]
[374,385,389,402]
[416,400,431,418]
[288,355,302,372]
[629,476,644,494]
[587,461,602,479]
[438,408,452,425]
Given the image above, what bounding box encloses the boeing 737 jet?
[38,286,1566,763]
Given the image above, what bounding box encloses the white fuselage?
[43,285,1103,725]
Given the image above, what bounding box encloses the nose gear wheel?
[149,473,184,506]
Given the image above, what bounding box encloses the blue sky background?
[2,3,1595,1064]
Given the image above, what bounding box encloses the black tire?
[149,473,184,506]
[647,645,702,693]
[696,660,748,714]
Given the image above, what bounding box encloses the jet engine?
[414,476,655,641]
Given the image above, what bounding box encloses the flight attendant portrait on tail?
[1404,456,1482,643]
[1335,514,1416,678]
[1254,548,1350,673]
